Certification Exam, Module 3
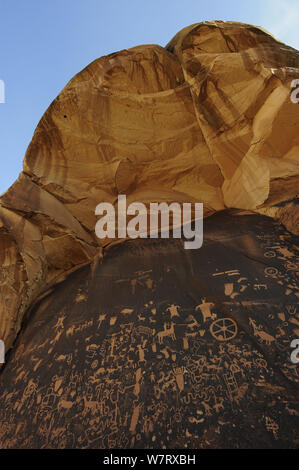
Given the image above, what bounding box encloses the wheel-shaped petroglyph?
[264,267,278,277]
[210,318,238,342]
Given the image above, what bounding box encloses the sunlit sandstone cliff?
[0,21,298,449]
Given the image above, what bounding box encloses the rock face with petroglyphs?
[0,21,298,448]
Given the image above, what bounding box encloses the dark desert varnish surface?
[0,211,298,449]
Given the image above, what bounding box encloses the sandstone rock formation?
[0,213,298,448]
[0,21,298,448]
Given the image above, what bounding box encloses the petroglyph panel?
[0,213,298,448]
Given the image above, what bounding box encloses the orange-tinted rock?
[0,22,298,448]
[1,20,299,350]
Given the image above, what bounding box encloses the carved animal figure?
[157,322,176,344]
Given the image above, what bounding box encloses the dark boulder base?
[0,212,298,449]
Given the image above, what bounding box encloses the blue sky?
[0,0,298,194]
